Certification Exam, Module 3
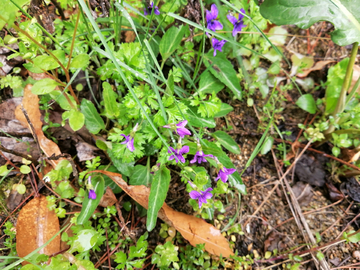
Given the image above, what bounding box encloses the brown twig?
[0,144,38,164]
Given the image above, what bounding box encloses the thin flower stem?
[66,11,81,70]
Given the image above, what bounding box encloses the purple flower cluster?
[227,9,247,37]
[205,4,247,56]
[120,123,139,153]
[190,188,213,208]
[144,2,160,16]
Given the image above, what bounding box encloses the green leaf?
[20,165,31,174]
[316,251,325,261]
[260,0,360,46]
[213,131,241,154]
[214,103,234,117]
[49,90,77,110]
[187,106,216,128]
[0,0,29,29]
[147,166,170,232]
[69,229,99,253]
[31,79,61,95]
[159,25,187,60]
[70,54,90,69]
[80,99,105,134]
[261,136,274,155]
[77,175,105,225]
[325,58,348,113]
[204,52,242,100]
[198,71,224,94]
[68,110,85,131]
[16,184,26,194]
[296,94,316,114]
[348,231,360,243]
[33,55,59,71]
[102,82,119,118]
[130,165,153,186]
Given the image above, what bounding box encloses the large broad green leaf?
[159,25,187,60]
[203,52,242,100]
[260,0,360,46]
[147,166,170,232]
[80,99,105,134]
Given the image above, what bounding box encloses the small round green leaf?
[69,110,85,131]
[16,184,26,194]
[20,165,31,174]
[70,54,90,69]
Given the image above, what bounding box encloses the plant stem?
[325,42,359,135]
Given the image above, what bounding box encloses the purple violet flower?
[190,151,214,164]
[120,134,135,152]
[215,167,236,183]
[168,146,189,163]
[87,176,96,200]
[163,120,191,138]
[144,2,160,16]
[206,4,223,35]
[212,38,226,56]
[88,189,96,200]
[189,188,213,208]
[227,9,247,37]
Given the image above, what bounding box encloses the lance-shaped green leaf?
[203,52,242,100]
[159,25,187,60]
[147,166,170,231]
[77,175,105,225]
[80,99,105,134]
[102,82,120,119]
[260,0,360,46]
[213,131,241,154]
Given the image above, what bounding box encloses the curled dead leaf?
[16,195,60,265]
[15,84,65,168]
[297,60,335,78]
[91,170,234,258]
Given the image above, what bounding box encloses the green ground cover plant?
[1,0,360,269]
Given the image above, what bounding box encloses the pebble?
[353,250,360,260]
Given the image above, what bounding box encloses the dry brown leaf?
[16,195,60,265]
[92,170,234,258]
[15,84,64,167]
[99,187,117,207]
[297,60,335,78]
